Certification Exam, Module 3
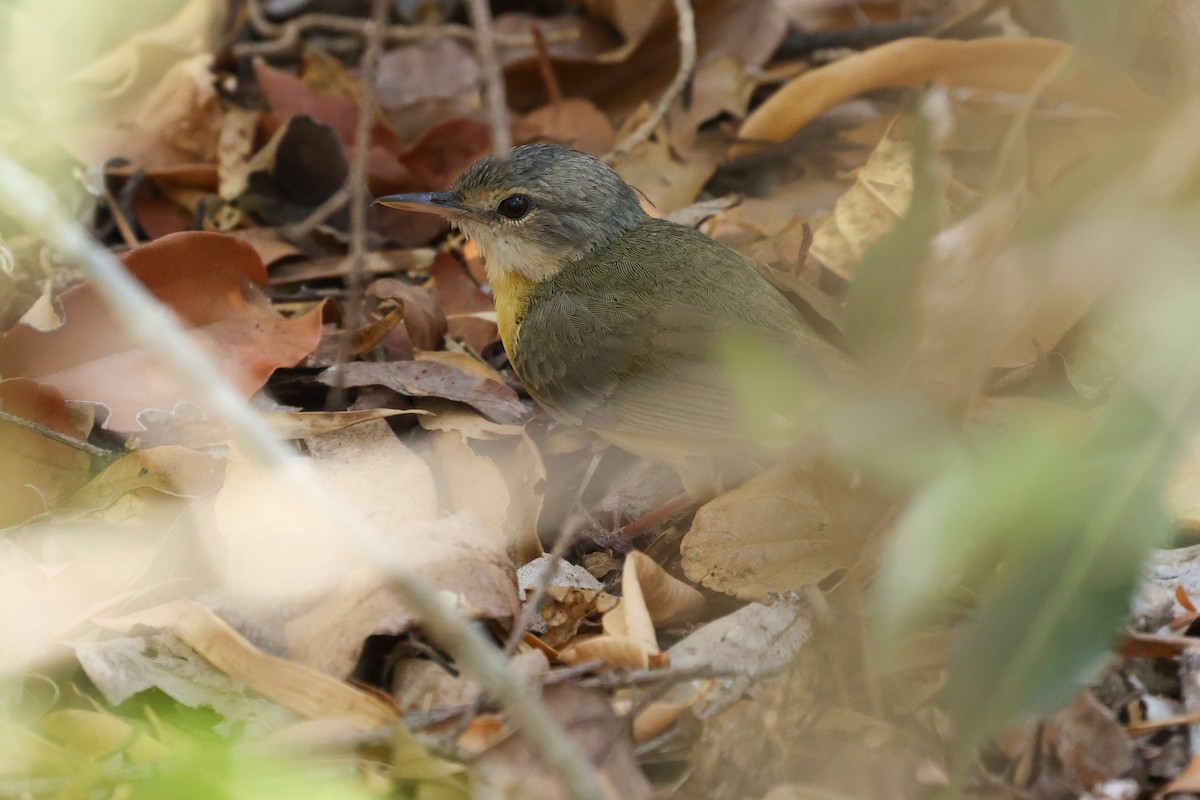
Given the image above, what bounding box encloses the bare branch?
[0,409,118,463]
[330,0,389,408]
[466,0,513,156]
[605,0,696,164]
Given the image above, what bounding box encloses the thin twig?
[604,0,696,163]
[532,24,563,106]
[0,152,608,800]
[102,187,139,250]
[578,663,747,690]
[330,0,388,409]
[466,0,513,156]
[0,409,119,463]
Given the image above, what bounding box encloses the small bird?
[376,144,850,495]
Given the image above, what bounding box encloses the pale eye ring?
[496,194,533,220]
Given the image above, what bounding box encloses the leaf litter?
[3,1,1200,798]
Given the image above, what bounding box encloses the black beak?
[373,191,467,218]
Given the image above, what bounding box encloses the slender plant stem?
[466,0,513,156]
[0,408,117,462]
[0,151,608,800]
[605,0,696,163]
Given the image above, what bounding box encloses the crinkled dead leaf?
[517,555,617,647]
[629,678,712,744]
[73,630,297,737]
[367,277,448,359]
[0,378,92,527]
[237,115,349,227]
[0,232,325,429]
[668,599,812,717]
[666,58,755,155]
[560,551,671,669]
[99,600,398,729]
[321,356,527,424]
[736,37,1156,155]
[681,461,867,600]
[810,129,914,280]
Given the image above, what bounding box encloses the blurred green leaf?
[844,112,945,382]
[1058,0,1159,83]
[944,387,1178,769]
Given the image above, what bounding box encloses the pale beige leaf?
[285,512,519,677]
[625,552,705,628]
[559,635,653,670]
[809,130,914,280]
[681,461,865,600]
[736,37,1156,155]
[211,419,439,610]
[602,556,659,652]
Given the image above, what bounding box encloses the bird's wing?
[516,301,814,461]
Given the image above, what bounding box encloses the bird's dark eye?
[496,194,533,220]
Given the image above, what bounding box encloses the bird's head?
[375,144,648,282]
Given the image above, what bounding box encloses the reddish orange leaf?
[0,232,324,430]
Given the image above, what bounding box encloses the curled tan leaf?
[625,552,705,628]
[736,37,1156,155]
[99,600,397,729]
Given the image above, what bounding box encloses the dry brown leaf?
[321,357,527,424]
[681,461,866,600]
[367,277,448,359]
[431,251,498,353]
[418,399,526,439]
[426,423,544,564]
[0,232,324,430]
[515,99,616,156]
[99,600,398,728]
[613,118,726,214]
[560,635,655,670]
[809,128,914,280]
[427,429,512,536]
[666,57,755,154]
[736,37,1157,155]
[0,378,92,528]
